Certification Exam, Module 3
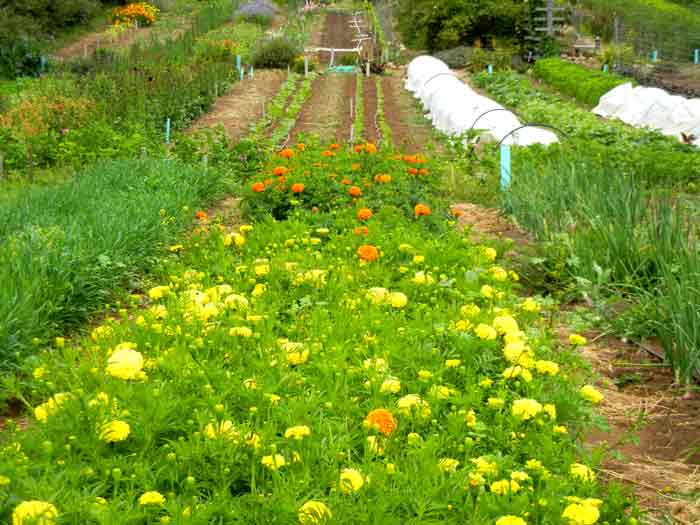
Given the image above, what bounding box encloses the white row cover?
[594,83,700,145]
[404,56,559,146]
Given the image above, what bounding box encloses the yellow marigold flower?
[502,366,532,382]
[525,459,544,471]
[34,393,71,423]
[570,463,596,482]
[454,319,472,331]
[224,233,246,247]
[204,420,239,440]
[481,246,497,261]
[535,360,560,376]
[284,425,311,440]
[562,503,600,525]
[339,468,364,493]
[480,285,495,298]
[512,399,543,421]
[398,243,414,253]
[520,297,540,312]
[496,516,527,525]
[261,454,286,471]
[489,266,508,281]
[224,294,249,310]
[465,408,477,427]
[488,397,505,409]
[298,500,332,524]
[472,456,498,475]
[229,326,253,338]
[474,323,497,340]
[396,394,430,417]
[503,341,534,367]
[148,285,170,300]
[413,255,425,264]
[490,479,520,495]
[460,303,481,317]
[139,491,165,506]
[492,315,519,335]
[283,341,309,365]
[479,378,493,388]
[553,425,568,435]
[430,385,454,400]
[510,471,530,482]
[438,458,460,473]
[106,348,145,381]
[417,370,433,381]
[380,377,401,394]
[91,325,113,341]
[240,224,253,234]
[580,385,604,404]
[385,463,396,474]
[254,264,270,276]
[407,432,423,446]
[243,378,257,390]
[388,291,408,309]
[411,271,434,285]
[12,501,58,525]
[543,403,557,420]
[445,359,462,368]
[367,287,389,304]
[0,475,10,486]
[32,367,46,380]
[363,357,388,371]
[468,472,485,487]
[569,334,587,346]
[252,283,266,297]
[99,420,130,443]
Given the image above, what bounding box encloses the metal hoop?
[496,123,569,147]
[469,108,520,132]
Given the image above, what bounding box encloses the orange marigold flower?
[349,186,362,197]
[357,208,373,221]
[365,409,397,436]
[296,143,306,151]
[354,226,369,236]
[358,244,379,262]
[419,168,429,175]
[354,144,366,153]
[407,167,418,175]
[374,174,391,184]
[291,183,305,193]
[340,178,351,185]
[321,150,335,157]
[403,155,416,163]
[351,163,361,171]
[280,148,294,158]
[195,210,208,220]
[329,143,340,150]
[273,166,288,176]
[365,143,377,154]
[251,182,266,193]
[414,204,431,217]
[415,155,428,164]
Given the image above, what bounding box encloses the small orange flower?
[321,150,335,157]
[357,208,373,221]
[419,168,429,175]
[291,183,305,193]
[354,144,366,153]
[349,186,362,197]
[329,143,340,150]
[340,178,351,185]
[351,163,361,171]
[403,154,416,163]
[273,166,288,176]
[407,167,418,175]
[280,148,294,159]
[296,143,306,151]
[354,226,369,236]
[374,174,391,184]
[251,182,266,193]
[414,204,431,217]
[365,409,397,436]
[195,210,208,220]
[365,143,377,154]
[358,244,379,262]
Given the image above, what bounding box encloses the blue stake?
[165,118,171,145]
[694,49,699,65]
[651,50,658,62]
[236,55,241,71]
[240,67,244,81]
[487,64,493,75]
[603,63,609,73]
[500,144,511,190]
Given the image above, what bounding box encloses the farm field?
[1,1,700,525]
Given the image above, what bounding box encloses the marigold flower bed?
[0,144,637,524]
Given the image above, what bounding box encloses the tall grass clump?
[503,146,700,384]
[0,159,223,369]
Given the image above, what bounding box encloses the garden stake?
[0,153,4,180]
[603,64,609,73]
[304,56,309,77]
[500,144,511,190]
[695,49,699,65]
[651,50,658,62]
[488,64,493,75]
[236,55,241,71]
[240,68,245,81]
[165,118,171,145]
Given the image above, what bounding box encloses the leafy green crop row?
[473,71,700,189]
[532,58,630,107]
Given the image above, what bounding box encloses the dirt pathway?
[190,70,287,143]
[363,77,379,143]
[290,74,354,143]
[451,202,700,525]
[382,71,432,153]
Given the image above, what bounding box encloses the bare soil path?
[363,77,379,143]
[382,70,432,153]
[290,74,354,143]
[190,70,287,143]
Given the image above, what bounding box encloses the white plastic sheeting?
[594,83,700,144]
[404,56,559,146]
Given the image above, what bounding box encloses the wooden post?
[27,143,34,183]
[304,55,309,77]
[366,61,370,77]
[0,153,4,180]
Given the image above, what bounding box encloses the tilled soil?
[190,70,287,143]
[317,11,358,65]
[290,74,354,143]
[382,73,431,153]
[363,77,379,144]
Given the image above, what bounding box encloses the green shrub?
[532,58,630,106]
[434,46,470,69]
[251,36,300,68]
